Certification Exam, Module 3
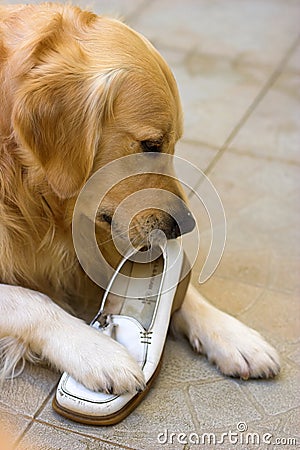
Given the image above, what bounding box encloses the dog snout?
[128,203,196,245]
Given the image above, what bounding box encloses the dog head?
[9,6,195,247]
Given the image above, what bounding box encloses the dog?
[0,3,280,395]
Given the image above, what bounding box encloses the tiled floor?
[1,0,299,449]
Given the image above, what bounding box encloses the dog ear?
[13,81,95,199]
[12,14,125,198]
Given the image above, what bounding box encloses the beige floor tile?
[244,363,300,416]
[286,43,300,72]
[211,249,271,287]
[188,379,261,429]
[194,245,300,295]
[240,290,299,344]
[286,343,300,367]
[164,49,272,146]
[225,194,300,258]
[0,410,31,450]
[131,0,300,66]
[268,254,300,294]
[187,152,300,290]
[282,408,300,438]
[39,388,190,449]
[196,275,266,316]
[185,147,298,376]
[175,140,217,192]
[16,421,124,450]
[159,338,222,384]
[198,152,299,217]
[229,59,300,163]
[0,364,58,417]
[251,412,289,435]
[131,1,300,148]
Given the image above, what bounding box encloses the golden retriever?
[0,3,280,394]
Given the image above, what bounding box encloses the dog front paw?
[45,322,145,394]
[189,313,280,380]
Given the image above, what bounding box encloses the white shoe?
[53,240,184,425]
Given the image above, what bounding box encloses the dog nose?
[165,210,196,239]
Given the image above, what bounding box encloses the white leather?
[55,240,183,418]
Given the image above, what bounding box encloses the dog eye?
[141,140,162,152]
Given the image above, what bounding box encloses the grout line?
[0,408,33,449]
[162,374,225,386]
[205,34,300,170]
[31,417,142,450]
[191,33,300,194]
[182,384,202,430]
[12,384,58,449]
[226,146,300,167]
[237,382,268,417]
[13,402,138,450]
[180,121,300,170]
[156,41,300,76]
[34,384,58,419]
[13,419,34,450]
[21,383,139,449]
[180,138,220,152]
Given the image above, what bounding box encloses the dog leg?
[171,284,280,379]
[0,284,145,393]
